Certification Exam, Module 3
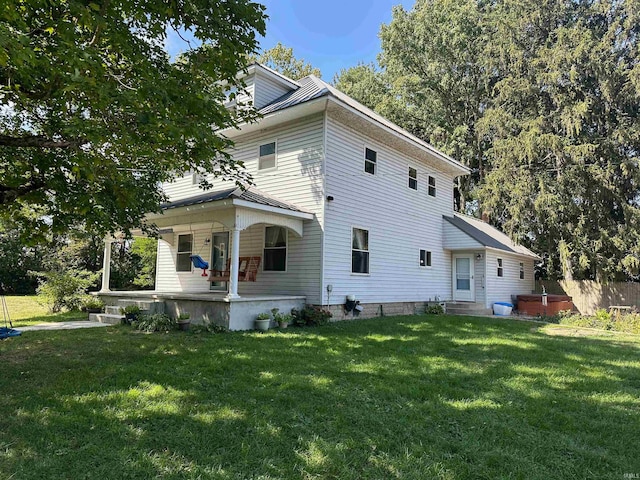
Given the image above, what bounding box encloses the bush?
[35,269,100,312]
[426,303,444,315]
[82,296,105,312]
[132,313,177,333]
[543,309,640,334]
[291,305,332,327]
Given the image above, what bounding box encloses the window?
[420,249,432,267]
[264,226,287,271]
[497,258,503,277]
[352,228,370,274]
[409,167,418,190]
[519,262,525,280]
[364,148,377,175]
[176,234,193,272]
[259,142,276,170]
[428,175,436,197]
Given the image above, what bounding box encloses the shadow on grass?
[1,315,639,479]
[10,310,87,327]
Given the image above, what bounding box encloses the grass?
[2,295,85,327]
[1,310,639,479]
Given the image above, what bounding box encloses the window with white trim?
[497,258,504,277]
[420,249,432,267]
[428,175,436,197]
[259,142,276,170]
[264,226,287,271]
[176,234,193,272]
[409,167,418,190]
[352,228,370,274]
[519,262,525,280]
[364,148,377,175]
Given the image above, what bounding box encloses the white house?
[97,63,539,329]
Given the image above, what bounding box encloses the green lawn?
[2,295,85,327]
[1,314,639,479]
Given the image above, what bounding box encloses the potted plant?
[177,312,191,331]
[271,308,291,329]
[255,312,271,331]
[121,305,141,325]
[83,297,105,314]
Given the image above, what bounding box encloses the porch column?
[227,227,241,299]
[99,239,111,292]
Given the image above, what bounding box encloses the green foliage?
[544,309,640,335]
[0,1,266,241]
[256,312,271,320]
[177,313,190,321]
[82,296,104,312]
[190,322,228,334]
[120,305,141,316]
[251,42,321,79]
[271,307,292,326]
[291,305,332,327]
[0,220,44,293]
[110,238,157,291]
[426,303,444,315]
[132,313,177,333]
[35,269,100,312]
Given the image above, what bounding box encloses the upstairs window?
[352,228,370,274]
[364,148,377,175]
[259,142,277,170]
[420,249,432,267]
[428,175,436,197]
[497,258,504,277]
[409,167,418,190]
[519,262,525,280]
[264,226,287,271]
[176,234,193,272]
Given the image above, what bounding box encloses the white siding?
[155,114,325,303]
[443,221,484,250]
[253,72,293,109]
[323,115,456,305]
[485,250,535,308]
[474,252,487,306]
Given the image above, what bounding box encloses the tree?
[333,63,390,114]
[252,42,321,79]
[0,0,266,243]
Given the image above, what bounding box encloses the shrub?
[542,309,640,334]
[82,296,105,312]
[132,313,177,333]
[291,305,332,327]
[426,303,444,315]
[35,269,100,312]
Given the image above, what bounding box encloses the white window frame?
[497,258,504,277]
[351,226,370,275]
[519,262,525,280]
[364,146,377,175]
[176,233,193,272]
[428,175,436,197]
[263,225,287,272]
[420,249,432,268]
[408,166,418,191]
[258,140,278,172]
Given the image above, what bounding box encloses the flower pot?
[178,320,191,331]
[123,313,137,325]
[255,318,270,331]
[278,321,289,329]
[87,308,102,314]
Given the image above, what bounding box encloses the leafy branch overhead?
[0,0,267,242]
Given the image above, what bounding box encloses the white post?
[227,228,241,299]
[99,239,112,292]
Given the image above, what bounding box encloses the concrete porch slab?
[17,321,110,331]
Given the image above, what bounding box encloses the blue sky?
[166,0,414,81]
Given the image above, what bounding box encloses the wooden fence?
[535,280,640,315]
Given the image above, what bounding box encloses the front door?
[453,255,474,301]
[210,232,229,291]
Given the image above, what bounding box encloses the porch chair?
[208,256,261,283]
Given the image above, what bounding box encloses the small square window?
[420,249,432,267]
[497,258,503,277]
[176,234,193,272]
[409,167,418,190]
[259,142,276,170]
[519,262,525,280]
[428,176,436,197]
[365,148,376,175]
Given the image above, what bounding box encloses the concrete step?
[105,305,122,315]
[90,313,124,325]
[117,299,165,314]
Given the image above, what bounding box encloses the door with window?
[210,232,229,291]
[453,254,475,301]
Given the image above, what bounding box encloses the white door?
[453,255,475,301]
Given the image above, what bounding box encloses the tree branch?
[0,135,84,149]
[0,179,46,205]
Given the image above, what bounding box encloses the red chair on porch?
[208,256,261,283]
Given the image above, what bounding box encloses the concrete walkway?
[16,321,110,332]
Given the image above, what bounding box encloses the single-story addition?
[95,63,540,329]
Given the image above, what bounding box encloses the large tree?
[0,0,266,242]
[251,42,321,79]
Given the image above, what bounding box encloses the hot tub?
[517,294,573,316]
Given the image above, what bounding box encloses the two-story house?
[96,63,539,330]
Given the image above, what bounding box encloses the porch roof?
[444,214,540,259]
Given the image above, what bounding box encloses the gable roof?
[161,186,311,214]
[444,214,540,259]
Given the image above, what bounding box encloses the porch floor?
[97,291,305,303]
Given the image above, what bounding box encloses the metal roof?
[444,214,540,259]
[161,186,310,215]
[259,76,329,115]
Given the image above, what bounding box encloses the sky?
[165,0,414,82]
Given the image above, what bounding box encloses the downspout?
[320,106,328,307]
